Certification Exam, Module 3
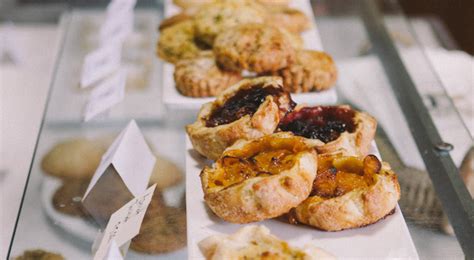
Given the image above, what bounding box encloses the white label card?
[83,69,126,122]
[104,240,124,260]
[99,11,134,45]
[83,120,156,198]
[106,0,137,15]
[80,42,122,88]
[93,184,156,260]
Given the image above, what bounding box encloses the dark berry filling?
[206,85,288,127]
[279,106,356,143]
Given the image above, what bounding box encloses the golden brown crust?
[186,77,293,160]
[158,12,192,31]
[14,249,64,260]
[213,23,296,73]
[293,156,401,231]
[265,50,337,93]
[156,20,202,64]
[201,133,318,223]
[173,0,214,9]
[266,6,311,33]
[174,51,242,97]
[257,0,291,6]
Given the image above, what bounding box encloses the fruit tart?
[186,77,295,160]
[292,154,400,231]
[201,133,317,223]
[278,105,376,157]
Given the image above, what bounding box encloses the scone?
[199,225,335,260]
[213,23,296,73]
[266,6,311,33]
[130,206,187,254]
[201,133,318,223]
[193,1,266,46]
[174,51,242,97]
[158,12,192,31]
[278,105,376,157]
[41,138,105,180]
[148,155,184,189]
[186,77,295,160]
[265,50,337,93]
[279,28,304,50]
[52,179,90,217]
[293,154,400,231]
[156,20,202,63]
[13,249,64,260]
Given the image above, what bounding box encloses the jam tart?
[186,76,295,160]
[201,133,317,223]
[292,154,400,231]
[278,105,376,157]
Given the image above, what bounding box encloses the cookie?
[193,1,266,46]
[52,180,90,217]
[157,20,202,63]
[266,50,337,93]
[14,249,64,260]
[279,27,304,49]
[148,155,184,189]
[158,12,192,31]
[174,51,242,97]
[41,138,105,180]
[213,23,295,73]
[131,207,187,254]
[266,6,311,33]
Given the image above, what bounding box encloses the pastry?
[13,249,64,260]
[174,51,242,97]
[213,23,296,73]
[278,105,376,157]
[52,179,90,217]
[201,133,317,223]
[159,12,192,31]
[279,28,304,50]
[156,20,202,63]
[257,0,291,6]
[199,225,335,260]
[266,6,311,33]
[265,50,337,93]
[41,138,105,180]
[193,1,266,46]
[130,206,187,254]
[292,154,400,231]
[173,0,214,9]
[148,154,184,189]
[186,77,295,160]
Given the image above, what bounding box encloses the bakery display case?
[6,0,473,259]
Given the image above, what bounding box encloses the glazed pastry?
[293,154,400,231]
[13,249,64,260]
[201,133,317,223]
[130,206,187,254]
[41,138,105,180]
[186,77,295,160]
[266,6,311,33]
[265,50,337,93]
[213,23,295,73]
[156,21,202,63]
[174,51,242,97]
[148,155,184,189]
[193,1,266,46]
[199,225,335,260]
[278,105,376,157]
[52,180,90,217]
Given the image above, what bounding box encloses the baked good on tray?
[199,225,335,260]
[149,154,184,189]
[266,6,311,33]
[213,23,296,73]
[13,249,65,260]
[174,51,242,97]
[292,154,400,231]
[186,77,295,160]
[201,132,317,223]
[263,50,337,93]
[156,20,203,63]
[52,179,90,217]
[278,105,376,156]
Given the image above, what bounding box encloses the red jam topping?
[206,85,287,127]
[279,106,356,143]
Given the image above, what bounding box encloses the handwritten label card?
[99,11,134,45]
[80,42,122,88]
[104,240,123,260]
[83,69,126,122]
[93,184,156,260]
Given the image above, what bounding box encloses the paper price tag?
[106,0,137,15]
[83,69,126,122]
[80,42,122,88]
[93,184,156,260]
[99,11,134,45]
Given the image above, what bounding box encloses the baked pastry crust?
[186,77,294,160]
[201,133,318,223]
[14,249,64,260]
[213,23,296,73]
[173,0,214,9]
[158,12,192,31]
[156,20,202,63]
[266,6,311,33]
[293,154,401,231]
[174,51,242,97]
[265,50,337,93]
[199,225,335,260]
[278,105,376,157]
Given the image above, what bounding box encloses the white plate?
[185,139,419,259]
[162,0,338,110]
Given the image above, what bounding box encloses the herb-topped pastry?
[186,77,295,160]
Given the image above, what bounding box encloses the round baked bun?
[201,132,318,223]
[293,154,400,231]
[278,105,376,157]
[186,77,295,160]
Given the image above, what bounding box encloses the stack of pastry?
[187,76,401,232]
[157,0,337,97]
